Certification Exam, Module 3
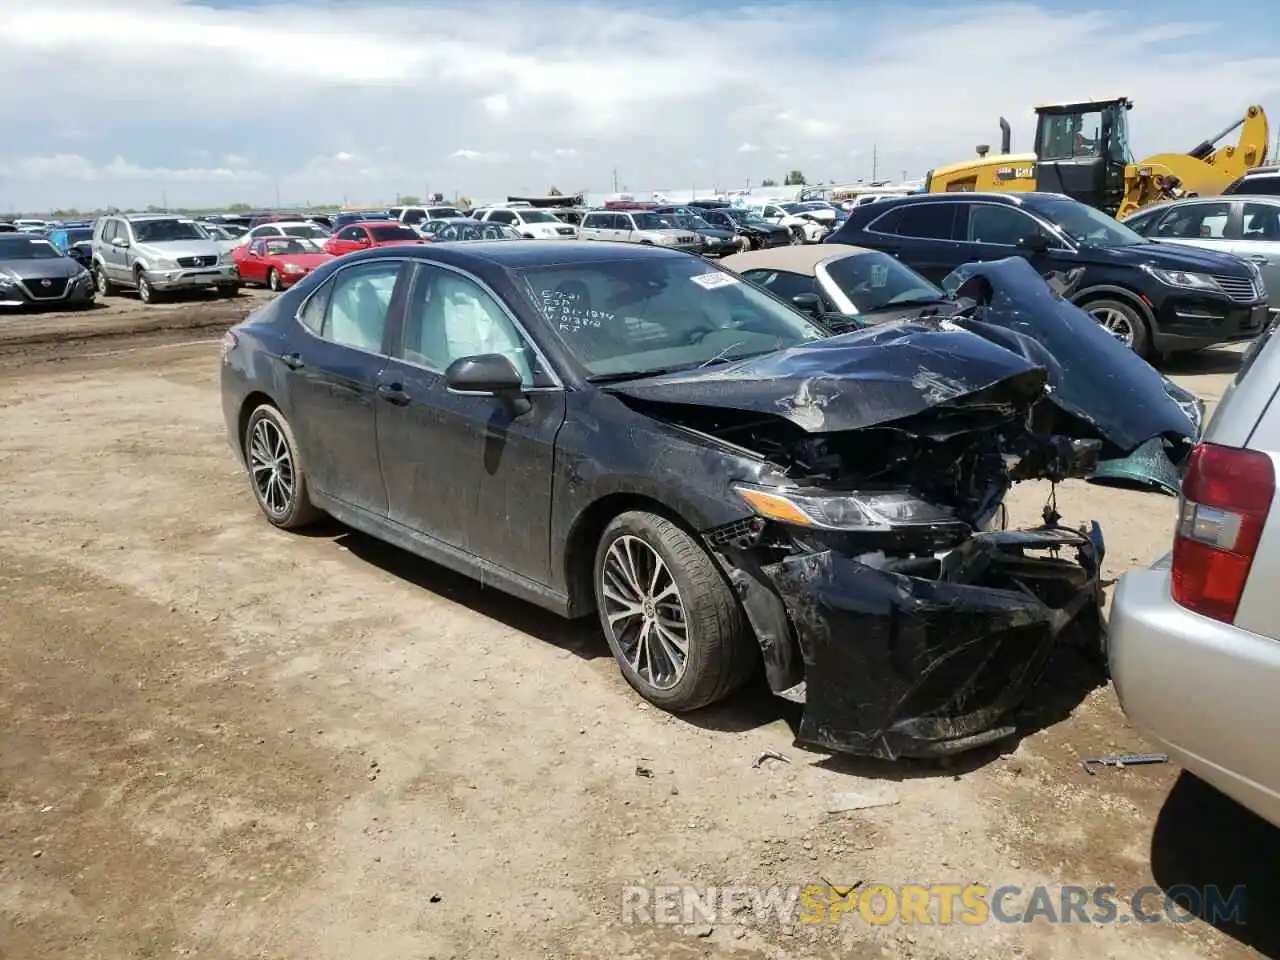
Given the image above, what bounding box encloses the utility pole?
[275,183,282,209]
[612,168,618,193]
[871,144,878,182]
[161,191,168,211]
[902,169,907,182]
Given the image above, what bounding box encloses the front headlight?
[218,251,234,265]
[732,483,958,531]
[0,271,19,287]
[1142,265,1222,292]
[147,257,177,271]
[283,263,305,273]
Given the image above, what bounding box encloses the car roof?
[359,238,687,269]
[347,220,415,228]
[720,245,878,276]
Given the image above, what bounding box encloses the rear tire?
[1082,297,1150,358]
[243,404,323,530]
[594,511,754,712]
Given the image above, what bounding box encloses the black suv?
[825,192,1269,359]
[1223,166,1280,197]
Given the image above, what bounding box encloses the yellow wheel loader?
[925,98,1269,219]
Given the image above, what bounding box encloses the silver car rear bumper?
[1109,563,1280,828]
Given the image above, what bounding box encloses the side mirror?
[111,236,129,248]
[791,293,823,315]
[445,353,530,414]
[1016,234,1050,254]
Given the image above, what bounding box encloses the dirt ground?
[2,295,1277,960]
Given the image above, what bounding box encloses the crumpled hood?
[941,257,1202,462]
[606,321,1049,433]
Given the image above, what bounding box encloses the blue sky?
[0,0,1276,212]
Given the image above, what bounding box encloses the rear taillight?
[1171,442,1275,623]
[220,330,238,361]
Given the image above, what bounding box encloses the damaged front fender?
[758,524,1106,761]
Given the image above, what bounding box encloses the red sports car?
[322,221,427,256]
[235,237,334,291]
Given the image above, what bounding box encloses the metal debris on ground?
[753,750,791,768]
[635,764,654,778]
[1081,753,1169,775]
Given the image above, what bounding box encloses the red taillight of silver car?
[1171,442,1276,623]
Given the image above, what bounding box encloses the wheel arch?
[235,391,281,464]
[562,492,704,618]
[1071,284,1155,326]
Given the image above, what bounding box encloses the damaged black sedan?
[221,241,1114,762]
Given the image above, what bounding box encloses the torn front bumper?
[723,524,1106,761]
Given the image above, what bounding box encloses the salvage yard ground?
[2,296,1278,960]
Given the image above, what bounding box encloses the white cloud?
[530,148,579,162]
[0,0,1275,211]
[450,149,508,162]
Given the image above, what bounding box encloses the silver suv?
[1110,319,1280,828]
[578,210,703,254]
[92,214,240,303]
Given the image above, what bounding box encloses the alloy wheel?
[1090,307,1135,348]
[248,416,295,517]
[268,269,281,291]
[137,275,152,303]
[600,535,690,690]
[96,269,109,295]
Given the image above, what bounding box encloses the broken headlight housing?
[732,483,959,531]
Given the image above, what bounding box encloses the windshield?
[133,219,208,242]
[517,256,828,378]
[64,228,94,245]
[822,251,944,313]
[370,225,420,242]
[726,209,767,225]
[429,207,464,219]
[221,223,248,238]
[0,237,63,260]
[263,237,325,255]
[281,224,331,239]
[517,210,559,224]
[1038,198,1147,247]
[630,212,671,230]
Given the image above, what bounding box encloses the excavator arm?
[1117,105,1269,219]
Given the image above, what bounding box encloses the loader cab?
[1033,97,1133,216]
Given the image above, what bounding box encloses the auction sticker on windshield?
[691,272,740,290]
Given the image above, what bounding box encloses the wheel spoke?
[600,534,691,692]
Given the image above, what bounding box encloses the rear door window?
[965,204,1042,245]
[892,204,959,240]
[1152,202,1233,240]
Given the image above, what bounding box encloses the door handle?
[377,383,411,405]
[280,352,304,370]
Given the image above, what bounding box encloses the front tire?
[267,269,282,292]
[243,404,322,530]
[136,271,160,304]
[95,265,116,297]
[594,511,754,712]
[1083,297,1150,358]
